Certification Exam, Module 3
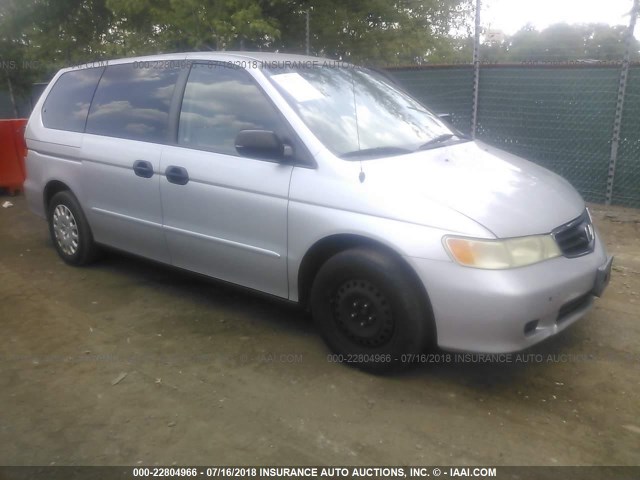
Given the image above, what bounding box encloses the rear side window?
[86,63,180,143]
[42,68,104,132]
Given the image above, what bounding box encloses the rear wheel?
[47,191,99,265]
[310,247,433,372]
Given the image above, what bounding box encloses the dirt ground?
[0,194,639,467]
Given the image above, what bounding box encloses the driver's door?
[159,63,295,298]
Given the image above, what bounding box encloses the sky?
[482,0,638,36]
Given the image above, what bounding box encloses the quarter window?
[86,63,180,143]
[42,68,104,132]
[178,64,286,156]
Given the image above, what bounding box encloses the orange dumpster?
[0,118,28,195]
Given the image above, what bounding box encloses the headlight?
[443,234,561,269]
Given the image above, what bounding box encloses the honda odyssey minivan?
[24,52,613,371]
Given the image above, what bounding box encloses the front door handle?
[165,165,189,185]
[133,160,154,178]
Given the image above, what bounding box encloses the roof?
[58,51,344,74]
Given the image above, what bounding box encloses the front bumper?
[406,234,611,353]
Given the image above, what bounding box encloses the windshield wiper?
[407,106,431,114]
[340,146,413,159]
[417,134,456,150]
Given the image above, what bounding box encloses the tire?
[47,191,99,266]
[310,247,433,373]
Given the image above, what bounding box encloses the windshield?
[265,64,463,158]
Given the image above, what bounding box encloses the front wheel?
[47,191,100,266]
[310,247,433,372]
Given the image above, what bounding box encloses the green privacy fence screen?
[389,65,640,208]
[3,64,639,207]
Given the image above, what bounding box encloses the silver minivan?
[25,52,612,371]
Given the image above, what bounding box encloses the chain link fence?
[0,90,31,118]
[390,63,640,208]
[6,61,637,207]
[389,0,640,209]
[389,66,475,134]
[1,2,638,208]
[616,65,640,207]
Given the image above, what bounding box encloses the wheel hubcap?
[331,279,394,347]
[52,205,79,256]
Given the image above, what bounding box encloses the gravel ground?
[0,195,639,467]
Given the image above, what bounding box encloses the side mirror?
[235,130,290,161]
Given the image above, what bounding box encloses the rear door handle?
[165,165,189,185]
[133,160,154,178]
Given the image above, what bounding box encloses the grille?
[552,210,595,258]
[557,294,592,324]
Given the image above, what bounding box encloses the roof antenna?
[351,69,366,183]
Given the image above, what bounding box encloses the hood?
[361,140,585,238]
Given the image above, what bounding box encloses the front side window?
[42,67,104,132]
[265,65,464,158]
[178,63,286,156]
[86,63,180,143]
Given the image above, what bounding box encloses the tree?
[0,0,473,80]
[23,0,115,66]
[0,0,44,114]
[266,0,473,65]
[481,23,640,63]
[585,24,632,61]
[106,0,280,53]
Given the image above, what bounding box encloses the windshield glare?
[265,65,455,158]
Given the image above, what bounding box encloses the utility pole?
[471,0,481,139]
[6,75,18,119]
[306,9,310,55]
[605,0,639,205]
